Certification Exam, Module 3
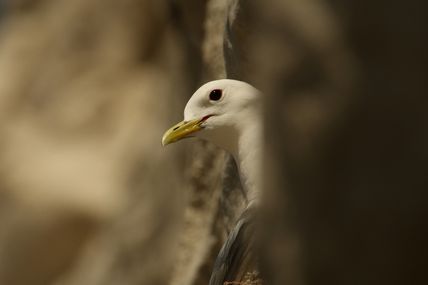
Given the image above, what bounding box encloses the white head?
[162,79,260,155]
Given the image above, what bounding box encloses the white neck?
[231,113,262,204]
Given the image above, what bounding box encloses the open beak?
[162,117,205,146]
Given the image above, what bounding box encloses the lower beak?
[162,118,204,146]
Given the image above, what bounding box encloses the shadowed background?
[0,1,426,285]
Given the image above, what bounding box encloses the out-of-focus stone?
[0,0,193,285]
[226,1,428,285]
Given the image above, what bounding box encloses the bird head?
[162,79,260,154]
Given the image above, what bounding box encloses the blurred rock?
[0,0,194,284]
[169,1,234,285]
[229,0,428,284]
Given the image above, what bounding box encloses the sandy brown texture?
[169,1,232,284]
[0,1,193,284]
[2,0,425,285]
[0,1,240,285]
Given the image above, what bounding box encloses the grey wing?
[208,207,258,285]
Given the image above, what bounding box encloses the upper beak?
[162,117,204,146]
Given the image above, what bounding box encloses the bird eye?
[209,89,222,101]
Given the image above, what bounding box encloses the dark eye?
[209,89,222,101]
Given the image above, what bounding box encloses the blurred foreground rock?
[0,0,238,284]
[229,0,428,284]
[0,0,193,284]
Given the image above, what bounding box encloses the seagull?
[162,79,262,204]
[162,79,263,284]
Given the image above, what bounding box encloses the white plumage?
[162,79,262,203]
[162,79,262,284]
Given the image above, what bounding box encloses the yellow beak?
[162,118,204,146]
